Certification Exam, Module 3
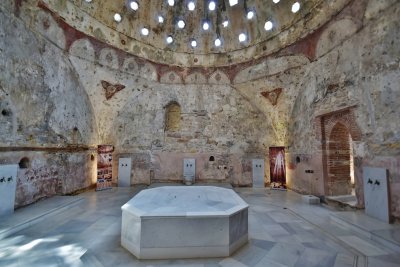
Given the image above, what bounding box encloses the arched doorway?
[317,107,362,204]
[327,122,352,196]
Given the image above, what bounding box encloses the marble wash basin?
[121,186,249,259]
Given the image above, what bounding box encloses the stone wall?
[115,152,262,186]
[67,43,271,185]
[219,0,400,219]
[0,151,97,207]
[284,0,400,219]
[0,3,98,208]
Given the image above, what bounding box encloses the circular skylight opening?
[203,21,210,30]
[264,21,273,31]
[130,1,139,10]
[166,36,173,44]
[208,1,216,11]
[214,38,222,47]
[114,13,122,22]
[168,0,175,6]
[292,2,300,13]
[222,20,229,28]
[238,33,247,42]
[191,40,197,47]
[141,27,149,36]
[229,0,238,6]
[273,0,280,3]
[158,15,164,23]
[188,1,195,11]
[247,11,255,20]
[177,20,185,29]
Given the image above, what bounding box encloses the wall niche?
[165,102,181,132]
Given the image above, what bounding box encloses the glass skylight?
[188,1,195,11]
[141,28,149,36]
[209,1,216,11]
[292,2,300,13]
[247,11,255,20]
[166,35,173,44]
[114,13,122,22]
[239,33,246,42]
[229,0,238,6]
[177,20,185,29]
[130,1,138,11]
[264,21,273,31]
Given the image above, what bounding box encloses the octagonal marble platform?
[121,186,249,259]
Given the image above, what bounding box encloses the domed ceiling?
[43,0,351,67]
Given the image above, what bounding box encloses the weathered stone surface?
[0,3,97,207]
[101,81,126,100]
[286,0,400,218]
[35,0,352,67]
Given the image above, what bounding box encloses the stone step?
[324,195,359,211]
[330,211,400,253]
[80,250,105,267]
[0,196,84,240]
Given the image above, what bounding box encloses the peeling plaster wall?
[69,48,272,185]
[0,151,97,207]
[286,0,400,219]
[221,0,400,219]
[0,4,98,208]
[108,82,270,185]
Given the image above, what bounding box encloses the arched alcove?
[19,157,30,169]
[327,122,351,195]
[165,102,181,132]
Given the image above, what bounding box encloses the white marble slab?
[363,167,390,223]
[183,158,195,185]
[121,186,249,259]
[0,165,18,216]
[302,195,320,204]
[122,186,248,216]
[118,158,131,187]
[338,235,388,256]
[252,159,265,188]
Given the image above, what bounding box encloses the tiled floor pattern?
[0,186,399,267]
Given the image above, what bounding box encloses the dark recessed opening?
[296,156,301,163]
[1,109,10,116]
[209,156,215,162]
[73,127,78,132]
[19,157,30,169]
[90,154,95,161]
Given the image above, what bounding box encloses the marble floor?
[0,185,399,267]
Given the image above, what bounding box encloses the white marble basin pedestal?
[121,186,249,259]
